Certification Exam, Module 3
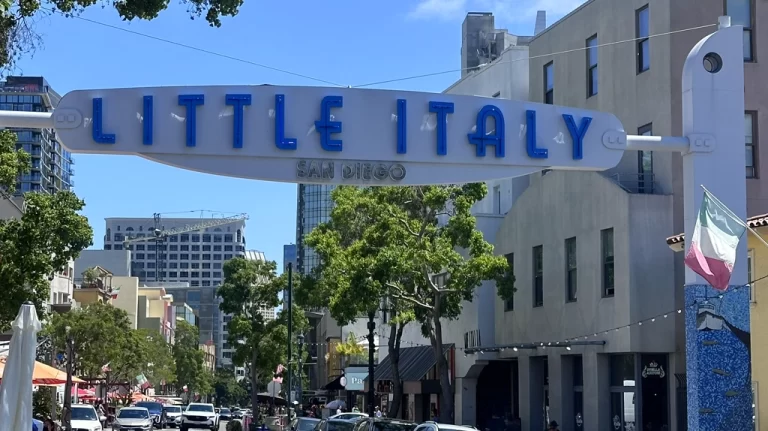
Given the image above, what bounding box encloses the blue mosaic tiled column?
[685,284,752,430]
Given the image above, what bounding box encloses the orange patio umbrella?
[0,356,85,385]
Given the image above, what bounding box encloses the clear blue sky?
[16,0,583,267]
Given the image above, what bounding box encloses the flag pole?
[700,185,768,250]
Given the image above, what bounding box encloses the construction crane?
[123,211,249,282]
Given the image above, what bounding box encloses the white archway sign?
[0,18,748,430]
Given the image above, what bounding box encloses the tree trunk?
[250,349,259,411]
[430,306,453,424]
[387,322,406,418]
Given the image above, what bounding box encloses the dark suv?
[135,401,167,429]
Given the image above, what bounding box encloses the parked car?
[414,423,478,431]
[350,417,417,431]
[113,407,153,431]
[70,404,103,431]
[163,405,183,428]
[134,401,167,429]
[330,413,368,421]
[288,417,321,431]
[315,418,360,431]
[181,402,218,431]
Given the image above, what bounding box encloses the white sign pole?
[681,18,751,431]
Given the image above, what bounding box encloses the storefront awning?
[323,374,346,391]
[374,344,453,382]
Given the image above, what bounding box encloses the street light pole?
[366,312,375,417]
[297,334,304,413]
[286,262,293,409]
[63,326,74,431]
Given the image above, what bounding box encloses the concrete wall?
[493,171,675,351]
[74,249,131,277]
[112,276,139,329]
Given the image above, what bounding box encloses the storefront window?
[573,356,584,429]
[610,355,636,431]
[641,354,669,431]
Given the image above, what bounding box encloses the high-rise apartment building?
[0,76,74,195]
[103,216,247,366]
[296,184,335,274]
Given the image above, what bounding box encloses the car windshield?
[188,404,215,412]
[298,418,321,431]
[119,409,149,419]
[327,421,356,431]
[135,402,163,414]
[71,407,98,421]
[164,407,182,413]
[373,422,416,431]
[221,408,231,414]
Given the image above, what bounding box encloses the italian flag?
[684,191,747,291]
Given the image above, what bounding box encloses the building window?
[544,62,554,104]
[726,0,754,61]
[602,228,615,297]
[638,123,654,193]
[493,185,501,214]
[636,5,650,73]
[587,35,598,97]
[504,253,514,311]
[566,237,577,302]
[533,245,544,307]
[746,111,757,178]
[749,248,755,301]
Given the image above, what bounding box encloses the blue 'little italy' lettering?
[526,110,548,159]
[178,94,204,147]
[562,114,592,160]
[397,99,407,154]
[275,95,297,150]
[92,98,116,144]
[225,94,252,149]
[429,101,454,156]
[315,96,343,152]
[468,105,505,158]
[143,96,153,146]
[88,94,595,162]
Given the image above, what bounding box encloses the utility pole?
[286,262,293,409]
[63,326,74,431]
[366,311,376,417]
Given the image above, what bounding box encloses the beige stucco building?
[482,1,768,430]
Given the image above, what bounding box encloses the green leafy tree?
[0,0,245,72]
[0,135,92,328]
[173,320,206,397]
[47,303,144,393]
[300,185,417,417]
[305,185,514,422]
[213,368,246,407]
[137,329,176,390]
[218,257,308,409]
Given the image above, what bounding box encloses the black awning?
[323,374,345,391]
[374,344,453,382]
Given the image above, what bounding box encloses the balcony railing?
[605,172,660,195]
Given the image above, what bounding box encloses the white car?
[71,403,104,431]
[163,405,183,428]
[181,402,218,431]
[113,407,153,431]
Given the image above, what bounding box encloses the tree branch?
[387,208,419,237]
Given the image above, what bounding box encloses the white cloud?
[408,0,587,23]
